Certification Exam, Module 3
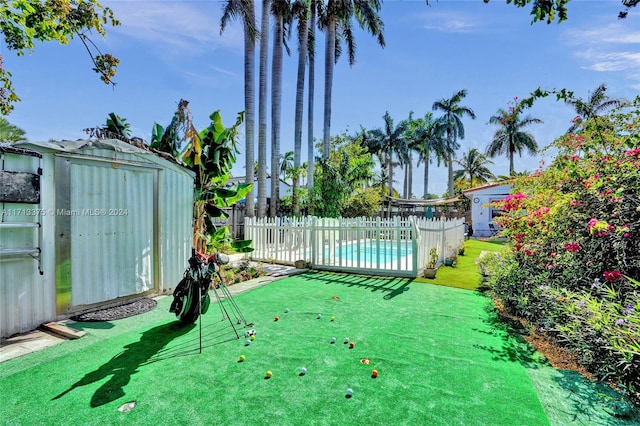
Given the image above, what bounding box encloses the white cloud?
[567,24,640,46]
[105,1,244,55]
[417,11,479,33]
[565,22,640,87]
[578,50,640,72]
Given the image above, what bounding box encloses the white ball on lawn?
[300,367,307,375]
[346,388,353,396]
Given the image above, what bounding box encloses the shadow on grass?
[551,370,639,423]
[69,322,115,331]
[52,320,238,408]
[478,303,640,422]
[300,272,412,300]
[471,303,545,369]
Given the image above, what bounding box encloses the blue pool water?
[325,243,412,262]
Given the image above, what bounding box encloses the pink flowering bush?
[484,98,640,404]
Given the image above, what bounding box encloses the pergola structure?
[382,196,465,219]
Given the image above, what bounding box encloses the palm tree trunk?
[244,6,257,218]
[447,154,454,198]
[387,154,393,198]
[257,0,270,217]
[446,130,455,198]
[403,163,408,199]
[509,140,515,176]
[270,13,284,217]
[423,157,429,199]
[323,17,336,159]
[307,2,316,197]
[407,152,413,199]
[293,5,308,216]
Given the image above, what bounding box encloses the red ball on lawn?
[274,316,279,321]
[372,369,378,378]
[349,342,355,349]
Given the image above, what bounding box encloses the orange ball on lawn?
[372,369,378,378]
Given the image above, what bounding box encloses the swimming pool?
[325,242,412,263]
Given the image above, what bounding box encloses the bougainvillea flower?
[501,192,529,211]
[588,218,614,237]
[624,147,640,158]
[564,242,581,252]
[603,270,623,282]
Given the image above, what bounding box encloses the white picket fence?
[244,216,466,278]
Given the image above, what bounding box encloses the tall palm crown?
[318,0,385,159]
[368,111,406,199]
[220,0,258,217]
[432,89,476,198]
[411,112,447,198]
[565,83,629,132]
[454,148,495,189]
[0,118,26,143]
[486,104,542,176]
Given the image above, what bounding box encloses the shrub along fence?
[245,216,465,278]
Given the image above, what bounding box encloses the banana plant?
[182,109,254,254]
[105,112,131,140]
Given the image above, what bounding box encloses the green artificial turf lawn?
[1,273,550,426]
[416,239,506,290]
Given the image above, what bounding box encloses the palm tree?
[257,0,270,217]
[279,150,295,182]
[0,117,26,143]
[369,111,406,200]
[454,148,495,189]
[220,0,258,217]
[413,113,446,199]
[432,89,476,198]
[270,0,290,217]
[565,83,629,133]
[486,107,542,175]
[306,0,318,195]
[399,112,417,199]
[292,0,309,214]
[319,0,385,159]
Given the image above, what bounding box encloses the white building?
[462,183,512,238]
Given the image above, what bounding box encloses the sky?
[3,0,640,197]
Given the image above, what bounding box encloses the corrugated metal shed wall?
[1,150,56,338]
[2,140,194,336]
[158,167,193,293]
[69,161,156,306]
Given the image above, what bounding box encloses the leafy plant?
[483,97,640,404]
[0,0,120,114]
[426,247,439,269]
[182,109,253,254]
[153,100,254,255]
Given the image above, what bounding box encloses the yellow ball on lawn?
[266,370,273,378]
[239,355,246,362]
[250,335,255,341]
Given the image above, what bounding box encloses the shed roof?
[0,143,42,158]
[15,139,194,177]
[385,196,461,207]
[462,182,512,195]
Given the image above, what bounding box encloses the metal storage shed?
[1,139,194,338]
